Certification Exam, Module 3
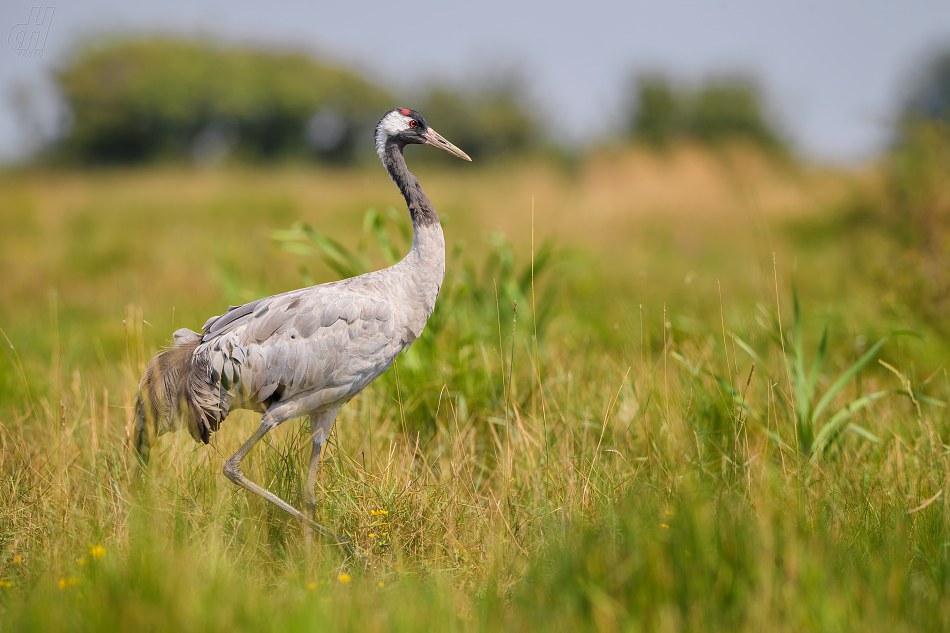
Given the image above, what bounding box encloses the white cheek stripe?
[375,111,411,161]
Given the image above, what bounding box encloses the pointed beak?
[424,127,472,161]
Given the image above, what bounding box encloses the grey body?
[132,108,470,552]
[192,223,444,433]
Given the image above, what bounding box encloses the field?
[1,146,949,631]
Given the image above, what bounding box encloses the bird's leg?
[303,439,322,552]
[223,417,353,555]
[303,409,339,551]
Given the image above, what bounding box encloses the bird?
[132,108,471,550]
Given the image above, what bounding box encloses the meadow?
[1,145,949,631]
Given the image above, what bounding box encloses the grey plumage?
[131,108,471,551]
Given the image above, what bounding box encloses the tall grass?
[1,159,949,630]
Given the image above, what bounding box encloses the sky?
[2,0,949,164]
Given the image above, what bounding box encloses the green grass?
[1,154,949,631]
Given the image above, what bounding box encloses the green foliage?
[887,123,950,249]
[805,48,950,334]
[627,75,784,151]
[756,293,918,458]
[899,47,950,128]
[514,486,950,632]
[690,81,781,148]
[628,77,684,148]
[878,122,950,327]
[54,38,392,163]
[882,48,950,326]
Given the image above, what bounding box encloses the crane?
[132,108,471,550]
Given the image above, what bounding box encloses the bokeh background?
[4,2,950,631]
[3,1,950,164]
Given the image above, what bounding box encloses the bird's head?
[375,108,472,162]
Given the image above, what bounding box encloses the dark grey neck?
[382,141,440,228]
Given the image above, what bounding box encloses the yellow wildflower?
[338,573,351,584]
[368,533,376,538]
[0,580,12,588]
[370,510,388,516]
[89,545,106,560]
[306,582,317,591]
[58,577,79,590]
[11,556,22,565]
[377,581,384,588]
[660,524,669,529]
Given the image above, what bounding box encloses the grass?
[1,147,950,631]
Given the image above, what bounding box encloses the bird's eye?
[409,120,417,128]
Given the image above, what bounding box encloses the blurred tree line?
[625,75,785,152]
[50,38,798,166]
[878,47,950,326]
[52,39,541,165]
[56,39,389,163]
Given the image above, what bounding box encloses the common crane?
[132,108,471,550]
